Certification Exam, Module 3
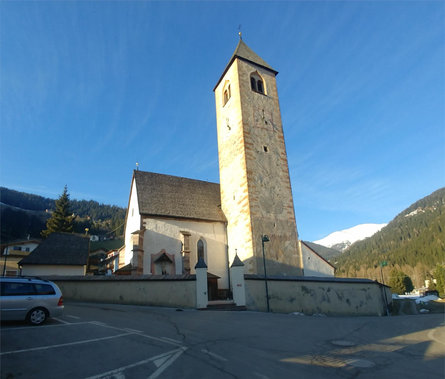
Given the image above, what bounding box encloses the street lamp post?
[380,261,390,316]
[261,235,270,312]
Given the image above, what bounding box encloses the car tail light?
[57,296,64,306]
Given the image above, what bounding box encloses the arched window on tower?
[250,77,257,92]
[223,82,231,106]
[197,239,205,262]
[250,72,265,95]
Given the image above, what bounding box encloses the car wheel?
[27,307,48,325]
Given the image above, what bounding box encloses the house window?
[197,239,205,262]
[250,72,265,95]
[223,82,231,106]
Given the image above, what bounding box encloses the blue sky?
[1,1,444,241]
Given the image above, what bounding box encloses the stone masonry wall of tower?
[215,44,303,276]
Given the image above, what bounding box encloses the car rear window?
[34,284,56,295]
[1,282,36,296]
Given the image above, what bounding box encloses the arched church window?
[257,80,263,94]
[223,83,231,106]
[197,239,205,262]
[250,72,265,95]
[250,77,257,92]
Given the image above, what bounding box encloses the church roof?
[134,170,226,223]
[214,38,278,91]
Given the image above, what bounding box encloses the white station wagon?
[0,277,64,325]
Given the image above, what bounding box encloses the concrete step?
[203,300,246,311]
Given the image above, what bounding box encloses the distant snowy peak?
[313,223,387,252]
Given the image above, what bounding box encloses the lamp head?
[262,235,270,243]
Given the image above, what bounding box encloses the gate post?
[195,257,208,309]
[230,254,246,306]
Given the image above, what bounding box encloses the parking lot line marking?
[148,347,187,379]
[161,337,183,344]
[53,317,71,324]
[138,333,184,347]
[90,321,108,326]
[201,349,228,362]
[83,347,187,379]
[82,321,184,347]
[0,332,134,356]
[0,321,91,331]
[124,328,144,333]
[66,315,81,319]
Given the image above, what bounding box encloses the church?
[121,38,306,297]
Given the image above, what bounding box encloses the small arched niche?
[223,81,231,106]
[197,238,207,263]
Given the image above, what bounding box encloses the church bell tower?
[214,38,303,276]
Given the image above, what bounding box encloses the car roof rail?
[1,275,48,282]
[18,275,46,281]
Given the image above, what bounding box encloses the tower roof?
[214,39,278,91]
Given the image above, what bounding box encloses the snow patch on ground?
[393,294,440,303]
[415,295,440,304]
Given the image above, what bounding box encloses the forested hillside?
[0,187,126,242]
[335,188,445,287]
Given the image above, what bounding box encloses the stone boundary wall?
[46,275,196,309]
[245,275,392,316]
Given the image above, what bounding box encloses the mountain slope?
[314,223,387,252]
[0,187,126,242]
[335,188,445,284]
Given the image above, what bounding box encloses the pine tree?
[41,186,74,238]
[388,269,414,295]
[433,265,445,297]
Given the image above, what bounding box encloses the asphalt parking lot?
[1,302,444,378]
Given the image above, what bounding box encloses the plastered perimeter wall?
[51,277,196,309]
[245,277,392,316]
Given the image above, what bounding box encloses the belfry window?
[250,77,256,91]
[250,72,265,95]
[257,80,263,94]
[223,83,231,106]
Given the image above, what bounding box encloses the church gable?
[134,170,226,222]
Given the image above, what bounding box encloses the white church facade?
[122,39,332,298]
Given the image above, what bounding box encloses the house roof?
[301,241,337,269]
[19,232,89,266]
[133,170,226,223]
[1,239,41,253]
[214,38,278,91]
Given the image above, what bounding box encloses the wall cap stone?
[244,274,390,287]
[39,274,196,282]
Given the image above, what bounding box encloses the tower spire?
[238,24,242,40]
